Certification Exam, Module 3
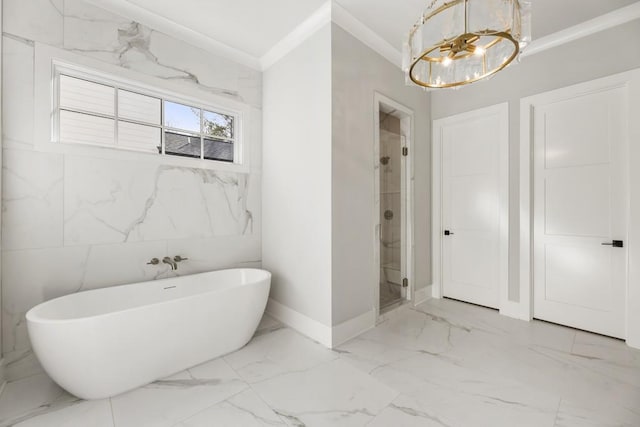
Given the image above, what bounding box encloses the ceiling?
[335,0,639,49]
[124,0,327,57]
[104,0,639,63]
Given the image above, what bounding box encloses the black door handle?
[444,230,454,236]
[602,240,624,248]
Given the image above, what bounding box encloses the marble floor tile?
[110,359,248,427]
[1,301,639,427]
[250,358,399,427]
[0,374,78,427]
[12,400,113,427]
[253,314,285,338]
[175,388,285,427]
[224,327,338,384]
[368,402,457,427]
[554,398,640,427]
[571,330,635,363]
[368,352,560,427]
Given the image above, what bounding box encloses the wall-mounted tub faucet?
[163,256,177,270]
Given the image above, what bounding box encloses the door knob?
[601,240,624,248]
[444,230,454,236]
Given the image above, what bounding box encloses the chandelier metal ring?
[409,31,519,89]
[403,0,531,89]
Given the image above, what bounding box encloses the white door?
[437,104,509,309]
[533,84,628,338]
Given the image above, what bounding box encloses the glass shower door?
[379,112,404,310]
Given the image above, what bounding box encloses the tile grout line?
[552,398,563,427]
[109,397,116,427]
[570,330,577,354]
[223,355,291,426]
[169,384,250,427]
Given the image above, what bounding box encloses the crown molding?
[330,2,402,69]
[84,1,640,73]
[83,0,262,70]
[522,2,640,58]
[260,2,332,70]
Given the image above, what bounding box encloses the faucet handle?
[174,255,189,262]
[147,258,160,265]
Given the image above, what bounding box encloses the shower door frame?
[373,92,415,318]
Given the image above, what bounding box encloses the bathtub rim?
[26,268,271,325]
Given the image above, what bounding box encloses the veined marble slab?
[1,306,639,426]
[61,0,261,107]
[63,155,254,245]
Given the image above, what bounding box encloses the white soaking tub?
[26,268,271,400]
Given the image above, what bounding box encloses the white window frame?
[54,63,241,163]
[34,43,252,174]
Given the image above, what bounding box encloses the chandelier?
[403,0,531,89]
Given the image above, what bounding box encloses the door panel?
[533,86,627,338]
[441,105,508,309]
[544,166,611,237]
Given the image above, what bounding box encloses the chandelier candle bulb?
[404,0,532,89]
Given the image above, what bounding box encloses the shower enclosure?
[379,111,405,311]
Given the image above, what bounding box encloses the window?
[55,66,239,163]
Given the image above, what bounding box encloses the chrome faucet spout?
[162,256,177,270]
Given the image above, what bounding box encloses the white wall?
[331,24,430,325]
[0,0,4,381]
[628,72,640,348]
[1,0,262,382]
[262,24,333,328]
[430,20,640,304]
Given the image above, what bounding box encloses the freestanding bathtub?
[26,268,271,400]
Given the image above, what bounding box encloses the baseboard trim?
[331,309,376,348]
[414,285,433,306]
[266,298,332,347]
[499,301,531,321]
[265,299,376,348]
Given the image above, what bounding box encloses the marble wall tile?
[248,107,263,171]
[166,235,260,277]
[4,349,43,383]
[64,155,254,245]
[1,0,264,385]
[146,31,252,104]
[62,0,261,108]
[1,246,90,355]
[2,36,35,149]
[3,0,63,46]
[80,240,170,290]
[63,0,133,64]
[2,149,64,250]
[63,155,158,245]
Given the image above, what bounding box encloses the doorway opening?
[374,93,414,317]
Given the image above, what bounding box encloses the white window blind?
[118,90,161,125]
[59,110,115,146]
[55,65,239,164]
[59,75,114,116]
[117,121,161,153]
